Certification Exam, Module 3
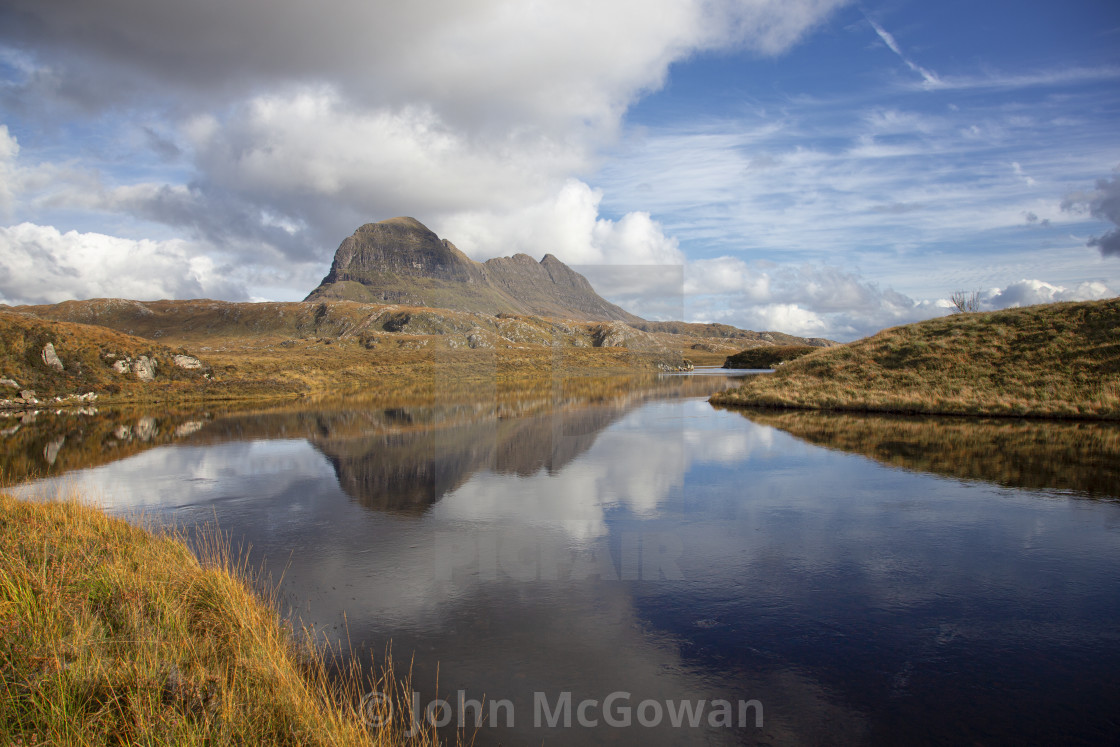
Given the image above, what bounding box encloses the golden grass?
[0,493,455,746]
[7,298,834,406]
[2,303,704,406]
[712,299,1120,419]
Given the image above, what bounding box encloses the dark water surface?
[6,371,1120,745]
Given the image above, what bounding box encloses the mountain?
[304,217,642,323]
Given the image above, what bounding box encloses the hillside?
[711,298,1120,419]
[0,310,213,403]
[305,217,642,322]
[14,297,834,368]
[633,320,834,348]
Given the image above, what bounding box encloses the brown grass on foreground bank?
[0,493,456,746]
[711,298,1120,419]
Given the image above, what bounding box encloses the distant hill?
[712,298,1120,419]
[305,217,641,323]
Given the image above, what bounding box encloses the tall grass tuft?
[0,491,457,745]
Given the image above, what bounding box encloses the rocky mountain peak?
[306,218,641,323]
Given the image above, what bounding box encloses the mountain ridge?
[305,217,642,323]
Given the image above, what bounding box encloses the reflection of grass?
[0,493,447,745]
[727,407,1120,498]
[712,299,1120,419]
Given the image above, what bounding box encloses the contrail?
[866,16,943,88]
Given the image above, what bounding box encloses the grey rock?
[41,342,64,371]
[0,378,19,389]
[20,390,37,403]
[173,354,203,370]
[112,359,131,374]
[305,217,642,323]
[133,356,157,381]
[467,332,492,349]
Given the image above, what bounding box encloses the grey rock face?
[133,356,157,381]
[305,217,642,323]
[112,359,131,374]
[42,342,64,371]
[0,378,19,389]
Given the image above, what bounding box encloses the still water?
[5,371,1120,745]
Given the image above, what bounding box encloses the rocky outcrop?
[305,217,641,323]
[133,356,157,381]
[41,343,64,371]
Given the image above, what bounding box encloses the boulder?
[467,331,492,349]
[41,342,64,371]
[173,354,203,370]
[133,356,157,381]
[20,390,37,403]
[0,378,19,389]
[112,359,131,374]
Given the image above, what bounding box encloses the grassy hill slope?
[0,311,213,401]
[13,298,834,367]
[711,299,1120,419]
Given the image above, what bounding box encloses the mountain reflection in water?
[5,373,1120,745]
[0,372,737,504]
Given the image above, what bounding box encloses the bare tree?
[950,289,983,313]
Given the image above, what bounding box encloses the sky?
[0,0,1118,340]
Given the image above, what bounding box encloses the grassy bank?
[711,299,1120,419]
[0,494,440,745]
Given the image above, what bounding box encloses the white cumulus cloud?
[436,180,684,266]
[986,278,1112,308]
[0,223,249,306]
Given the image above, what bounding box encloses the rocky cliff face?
[305,217,642,323]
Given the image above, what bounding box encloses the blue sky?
[1,0,1117,339]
